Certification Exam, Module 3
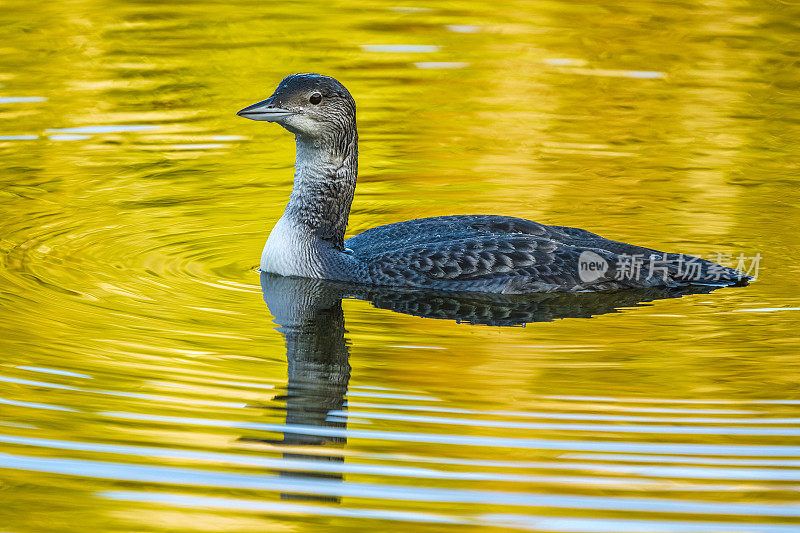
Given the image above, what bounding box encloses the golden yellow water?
[2,0,800,531]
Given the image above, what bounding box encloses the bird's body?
[238,74,748,294]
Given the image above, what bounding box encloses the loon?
[237,73,749,294]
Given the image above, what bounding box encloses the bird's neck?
[282,131,358,250]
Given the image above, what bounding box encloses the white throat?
[259,135,357,279]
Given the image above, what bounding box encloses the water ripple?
[4,452,800,515]
[100,492,800,532]
[99,411,800,455]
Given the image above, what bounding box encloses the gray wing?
[346,215,748,293]
[346,215,548,254]
[346,214,660,255]
[360,234,653,293]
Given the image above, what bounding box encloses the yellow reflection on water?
[1,0,800,531]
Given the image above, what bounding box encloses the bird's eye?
[309,93,322,105]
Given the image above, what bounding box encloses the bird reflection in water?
[250,272,734,501]
[242,274,351,502]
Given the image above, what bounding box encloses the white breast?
[260,215,316,277]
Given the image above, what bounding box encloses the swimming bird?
[237,73,749,293]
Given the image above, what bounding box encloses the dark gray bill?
[236,98,293,122]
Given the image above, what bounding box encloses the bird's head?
[237,73,356,145]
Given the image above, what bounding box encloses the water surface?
[1,0,799,531]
